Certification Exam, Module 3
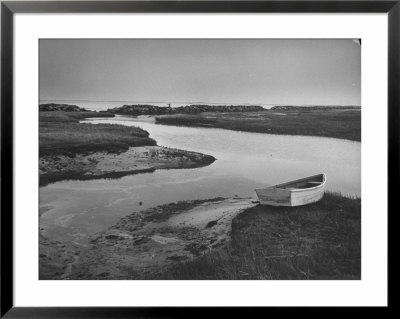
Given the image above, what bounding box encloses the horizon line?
[39,99,361,107]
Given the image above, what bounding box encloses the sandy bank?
[39,197,256,280]
[39,145,216,186]
[39,193,361,280]
[151,193,361,280]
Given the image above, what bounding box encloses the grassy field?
[156,109,361,142]
[40,111,156,156]
[147,193,361,280]
[39,110,114,123]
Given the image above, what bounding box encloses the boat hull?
[255,174,326,207]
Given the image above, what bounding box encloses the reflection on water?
[40,115,361,244]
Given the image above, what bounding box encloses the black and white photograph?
[38,39,361,280]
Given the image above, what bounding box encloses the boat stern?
[255,187,292,206]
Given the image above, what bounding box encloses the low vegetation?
[40,110,115,123]
[39,111,156,156]
[107,104,266,115]
[271,105,361,111]
[156,109,361,142]
[147,193,361,280]
[40,103,90,112]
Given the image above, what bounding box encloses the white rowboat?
[255,173,326,207]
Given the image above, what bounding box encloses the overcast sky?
[40,39,361,106]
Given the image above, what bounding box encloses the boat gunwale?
[255,173,326,193]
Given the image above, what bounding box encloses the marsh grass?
[156,110,361,142]
[147,193,361,280]
[39,111,114,123]
[39,111,156,156]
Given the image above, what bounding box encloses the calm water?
[40,115,361,244]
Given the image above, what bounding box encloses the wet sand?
[39,197,256,279]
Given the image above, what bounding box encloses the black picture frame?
[1,1,396,317]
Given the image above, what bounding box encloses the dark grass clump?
[146,192,361,280]
[156,110,361,142]
[39,110,115,123]
[156,115,217,127]
[39,111,156,156]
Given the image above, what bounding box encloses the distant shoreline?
[40,100,361,112]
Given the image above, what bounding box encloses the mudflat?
[39,197,255,279]
[39,145,215,186]
[39,193,361,280]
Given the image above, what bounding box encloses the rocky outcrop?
[107,104,266,115]
[107,104,174,115]
[174,104,266,114]
[39,103,89,112]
